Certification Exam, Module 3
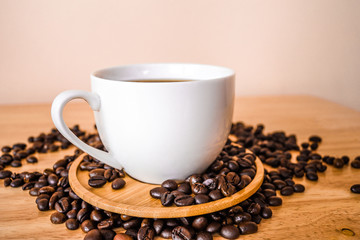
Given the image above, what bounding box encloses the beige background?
[0,0,359,110]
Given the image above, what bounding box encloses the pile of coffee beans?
[0,122,359,240]
[150,145,257,207]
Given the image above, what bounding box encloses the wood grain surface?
[68,152,264,218]
[0,95,359,240]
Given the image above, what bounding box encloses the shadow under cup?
[53,63,235,184]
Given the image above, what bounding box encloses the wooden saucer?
[69,151,264,218]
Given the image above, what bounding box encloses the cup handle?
[51,90,122,170]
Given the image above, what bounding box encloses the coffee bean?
[123,218,141,230]
[161,179,178,191]
[84,229,102,240]
[150,187,168,199]
[4,177,11,187]
[39,186,55,195]
[47,174,59,186]
[77,208,90,223]
[174,195,194,206]
[333,158,345,168]
[177,182,191,194]
[306,172,318,181]
[194,194,210,204]
[0,170,12,179]
[137,226,155,240]
[160,192,174,206]
[29,187,40,196]
[239,175,252,188]
[202,178,217,190]
[192,183,208,195]
[261,206,273,219]
[81,219,96,233]
[192,216,208,230]
[37,198,49,211]
[104,169,118,182]
[208,189,223,201]
[268,196,282,206]
[273,179,286,190]
[55,197,71,213]
[10,160,22,167]
[111,178,126,190]
[350,184,360,194]
[53,159,68,170]
[206,221,221,233]
[351,159,360,168]
[280,186,294,196]
[50,212,67,224]
[89,169,105,178]
[220,182,236,197]
[196,231,213,240]
[239,221,258,234]
[293,183,305,192]
[152,219,164,234]
[160,227,173,239]
[66,209,78,219]
[65,218,79,230]
[226,172,240,185]
[233,212,251,224]
[113,233,133,240]
[10,178,24,188]
[1,146,11,153]
[220,225,240,239]
[88,176,107,188]
[90,210,104,222]
[49,192,63,209]
[100,229,116,240]
[247,202,261,215]
[262,189,276,198]
[309,135,322,143]
[172,226,192,240]
[97,218,114,230]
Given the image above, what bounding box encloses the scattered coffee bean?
[174,195,195,206]
[220,225,240,239]
[161,192,174,206]
[350,184,360,194]
[280,186,294,196]
[88,176,107,188]
[161,179,178,191]
[10,178,24,188]
[268,196,282,206]
[111,178,126,190]
[84,229,102,240]
[172,226,192,240]
[81,219,96,233]
[0,170,12,179]
[66,218,80,230]
[113,233,133,240]
[239,221,258,234]
[196,231,213,240]
[293,184,305,192]
[50,212,67,224]
[150,187,168,199]
[137,226,155,240]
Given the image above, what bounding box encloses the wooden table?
[0,96,359,240]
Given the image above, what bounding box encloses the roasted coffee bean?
[111,178,126,190]
[37,198,49,211]
[333,158,345,168]
[194,194,210,204]
[220,225,240,239]
[53,159,68,170]
[49,192,63,209]
[89,169,105,178]
[262,189,276,198]
[66,218,80,230]
[174,195,194,206]
[4,177,11,187]
[208,189,223,201]
[261,206,273,219]
[239,175,252,188]
[192,183,208,195]
[172,226,192,240]
[161,192,174,206]
[350,184,360,194]
[47,174,59,186]
[233,212,251,224]
[171,190,186,198]
[225,172,240,185]
[84,229,102,240]
[97,218,114,230]
[161,179,178,191]
[203,178,217,190]
[150,187,168,199]
[10,160,22,167]
[66,209,78,219]
[280,186,294,196]
[77,208,90,223]
[69,189,80,200]
[177,182,191,194]
[113,233,133,240]
[137,226,155,240]
[1,146,11,153]
[220,182,236,197]
[29,187,40,196]
[351,159,360,168]
[88,176,107,188]
[192,216,208,230]
[247,202,261,215]
[252,214,262,224]
[90,210,104,222]
[273,180,286,190]
[293,183,305,192]
[0,170,12,179]
[81,219,96,233]
[10,178,24,188]
[166,218,179,227]
[120,214,133,221]
[13,143,26,150]
[123,218,141,230]
[153,219,164,234]
[196,231,213,240]
[58,176,69,188]
[206,221,221,233]
[100,229,116,240]
[104,169,118,182]
[268,196,282,206]
[50,212,67,224]
[309,135,322,143]
[55,197,71,213]
[306,172,318,181]
[239,221,258,234]
[160,227,173,239]
[39,186,55,195]
[210,160,224,172]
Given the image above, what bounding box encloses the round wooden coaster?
[69,152,264,218]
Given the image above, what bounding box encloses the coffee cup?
[51,63,235,184]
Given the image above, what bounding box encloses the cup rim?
[91,63,235,83]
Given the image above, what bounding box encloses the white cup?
[51,63,235,184]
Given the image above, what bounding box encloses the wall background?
[0,0,359,110]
